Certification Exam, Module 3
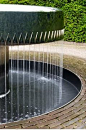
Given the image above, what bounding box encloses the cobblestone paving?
[0,41,86,129]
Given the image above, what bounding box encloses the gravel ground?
[9,41,86,59]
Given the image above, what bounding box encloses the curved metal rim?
[0,90,10,99]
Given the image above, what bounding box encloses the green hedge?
[0,0,67,7]
[0,0,86,43]
[1,0,85,7]
[62,3,86,43]
[71,0,86,6]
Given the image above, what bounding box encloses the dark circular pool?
[0,60,81,123]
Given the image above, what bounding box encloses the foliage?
[62,3,86,42]
[71,0,86,6]
[0,0,68,7]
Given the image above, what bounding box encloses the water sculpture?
[0,4,81,123]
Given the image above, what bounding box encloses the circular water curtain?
[0,4,81,123]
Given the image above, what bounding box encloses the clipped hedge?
[62,3,86,43]
[71,0,86,6]
[0,0,67,7]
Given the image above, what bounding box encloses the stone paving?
[0,41,86,129]
[9,41,86,59]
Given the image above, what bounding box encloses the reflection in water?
[0,67,78,123]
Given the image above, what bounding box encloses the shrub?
[71,0,86,6]
[62,3,86,42]
[0,0,68,7]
